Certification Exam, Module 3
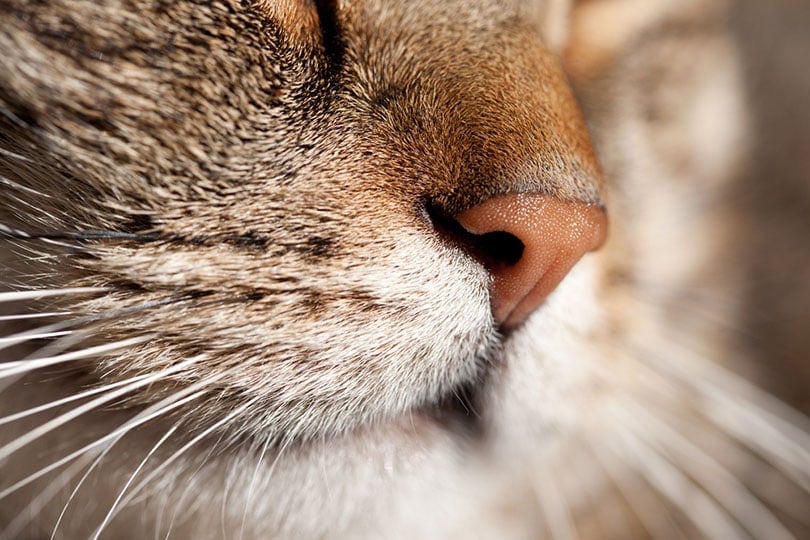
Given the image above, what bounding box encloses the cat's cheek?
[219,234,499,440]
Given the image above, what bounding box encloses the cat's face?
[3,1,807,538]
[1,0,606,443]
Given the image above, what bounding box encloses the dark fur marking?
[301,234,334,258]
[313,0,345,86]
[371,84,409,109]
[122,214,156,234]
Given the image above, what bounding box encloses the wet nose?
[454,193,607,329]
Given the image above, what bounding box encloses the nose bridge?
[404,25,606,211]
[344,2,604,208]
[464,41,605,205]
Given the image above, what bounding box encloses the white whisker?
[0,311,72,322]
[0,372,154,426]
[50,376,214,538]
[0,336,150,380]
[238,436,272,540]
[0,348,189,463]
[43,365,228,535]
[606,403,748,539]
[624,399,795,540]
[640,343,810,490]
[50,441,120,540]
[0,287,106,304]
[0,329,97,397]
[586,435,685,540]
[238,435,292,540]
[49,374,216,538]
[110,397,261,526]
[0,387,207,501]
[162,432,227,540]
[0,330,73,347]
[92,425,180,539]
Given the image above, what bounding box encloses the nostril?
[428,194,608,329]
[425,203,524,270]
[473,231,524,268]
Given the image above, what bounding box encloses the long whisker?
[161,432,227,540]
[238,435,292,540]
[91,424,181,538]
[50,441,124,540]
[107,396,262,529]
[0,287,106,304]
[47,374,217,539]
[605,403,748,539]
[0,330,74,348]
[622,399,795,540]
[0,336,150,380]
[0,348,190,463]
[586,435,685,540]
[0,311,72,322]
[0,295,194,355]
[51,365,231,535]
[637,341,810,490]
[238,435,273,540]
[0,387,208,501]
[0,329,95,397]
[0,372,155,426]
[706,397,810,491]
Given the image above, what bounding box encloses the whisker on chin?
[37,365,236,536]
[1,385,210,540]
[237,435,293,540]
[110,396,263,527]
[91,424,182,540]
[160,430,230,540]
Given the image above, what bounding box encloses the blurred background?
[733,0,810,413]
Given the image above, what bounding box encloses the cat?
[0,0,808,538]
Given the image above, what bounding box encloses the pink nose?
[455,193,607,329]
